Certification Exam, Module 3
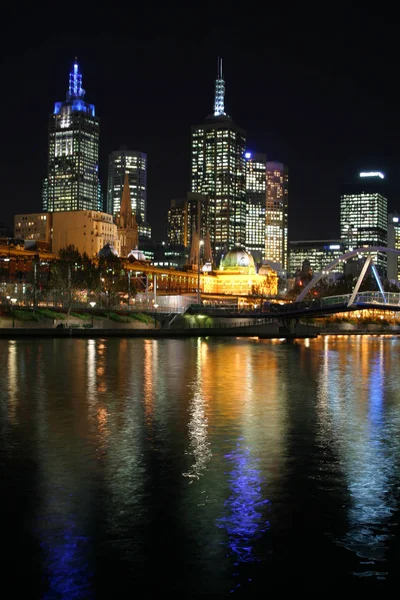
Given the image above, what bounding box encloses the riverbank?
[1,325,399,339]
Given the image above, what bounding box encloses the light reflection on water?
[316,335,400,578]
[216,439,269,564]
[1,336,400,595]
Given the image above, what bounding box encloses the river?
[1,335,400,597]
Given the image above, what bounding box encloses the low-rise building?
[14,211,120,257]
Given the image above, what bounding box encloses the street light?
[197,239,204,306]
[89,301,96,327]
[11,298,17,328]
[154,303,158,328]
[127,270,131,311]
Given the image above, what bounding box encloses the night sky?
[1,6,399,241]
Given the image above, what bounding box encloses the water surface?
[1,335,400,597]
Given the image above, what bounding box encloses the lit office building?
[46,60,100,212]
[191,59,246,254]
[387,212,400,281]
[106,150,151,240]
[288,240,346,277]
[340,171,387,273]
[106,150,147,221]
[265,162,288,271]
[245,152,266,262]
[167,193,209,247]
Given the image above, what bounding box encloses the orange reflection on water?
[143,339,155,425]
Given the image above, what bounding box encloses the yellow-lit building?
[15,211,120,257]
[52,211,120,257]
[202,248,277,296]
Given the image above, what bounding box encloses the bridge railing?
[353,291,400,306]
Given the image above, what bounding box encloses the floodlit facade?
[340,172,387,273]
[191,60,246,254]
[265,162,288,271]
[15,211,120,257]
[387,212,400,280]
[288,240,346,277]
[46,61,100,212]
[106,150,147,224]
[52,211,120,257]
[245,153,266,262]
[202,248,277,296]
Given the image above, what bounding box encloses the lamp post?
[127,270,131,312]
[11,297,17,328]
[197,239,204,306]
[154,303,158,328]
[89,301,96,327]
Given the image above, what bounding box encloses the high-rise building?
[167,193,209,248]
[340,171,387,273]
[45,60,100,212]
[191,59,246,255]
[387,212,400,280]
[265,162,288,271]
[106,150,147,224]
[288,240,345,277]
[245,152,266,262]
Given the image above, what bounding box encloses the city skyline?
[1,10,399,242]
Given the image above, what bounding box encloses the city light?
[245,152,251,159]
[359,171,384,179]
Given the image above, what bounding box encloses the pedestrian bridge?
[277,291,400,318]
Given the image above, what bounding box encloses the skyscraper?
[106,150,147,224]
[265,162,288,270]
[45,60,100,212]
[167,193,209,247]
[245,152,266,262]
[387,212,400,280]
[191,59,246,256]
[340,171,387,273]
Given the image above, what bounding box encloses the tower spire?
[120,172,133,223]
[214,57,226,117]
[67,58,85,100]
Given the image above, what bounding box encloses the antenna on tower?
[67,58,85,100]
[214,56,226,117]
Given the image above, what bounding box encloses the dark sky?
[1,5,399,241]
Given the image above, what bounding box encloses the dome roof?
[98,243,119,258]
[128,249,146,261]
[220,247,256,273]
[258,264,273,276]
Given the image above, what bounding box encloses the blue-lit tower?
[45,60,100,212]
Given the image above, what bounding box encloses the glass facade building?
[106,150,147,224]
[265,162,288,270]
[288,240,346,277]
[340,173,387,273]
[245,153,266,262]
[191,65,246,254]
[46,61,100,212]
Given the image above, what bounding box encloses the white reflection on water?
[183,338,212,482]
[7,341,18,424]
[317,336,400,575]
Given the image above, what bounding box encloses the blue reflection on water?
[216,439,269,564]
[41,519,91,599]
